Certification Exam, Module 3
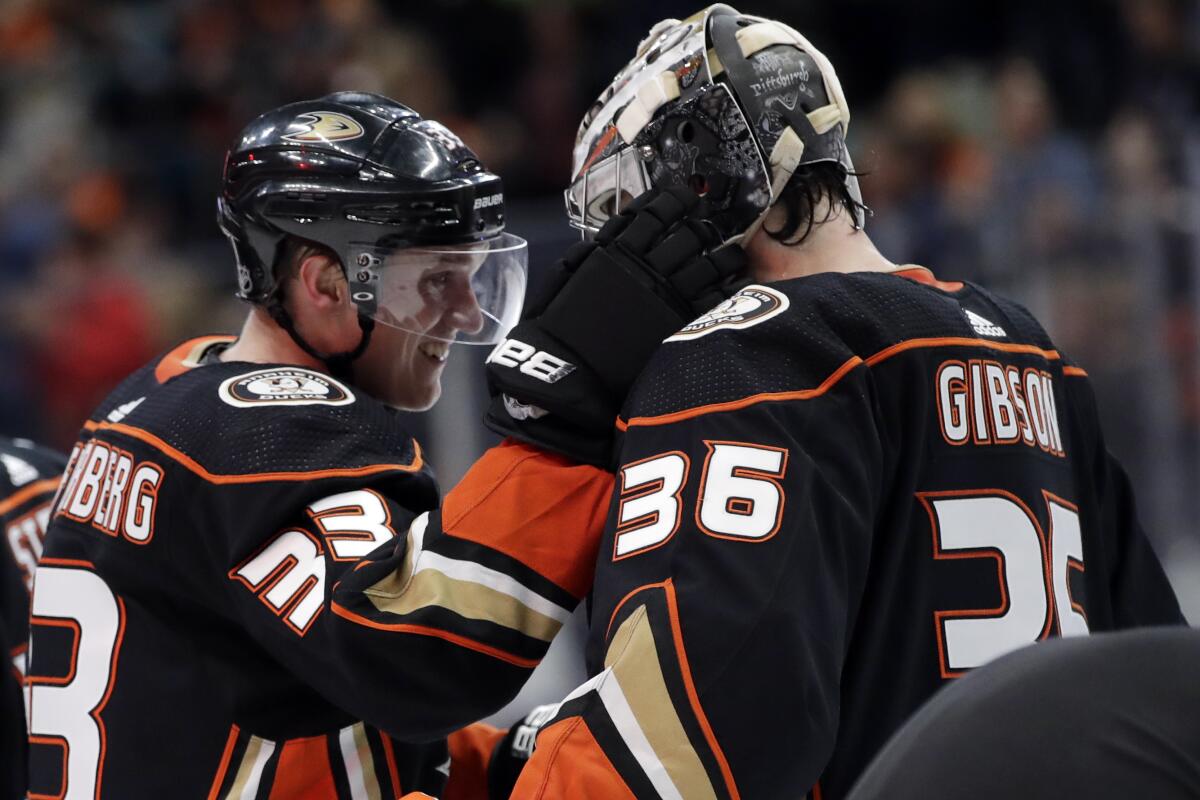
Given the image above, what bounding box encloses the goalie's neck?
[744,206,896,283]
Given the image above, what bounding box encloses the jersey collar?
[154,335,238,384]
[892,265,964,293]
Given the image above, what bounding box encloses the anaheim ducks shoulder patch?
[666,284,790,342]
[218,368,355,408]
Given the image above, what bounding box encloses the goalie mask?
[219,92,527,347]
[567,4,864,245]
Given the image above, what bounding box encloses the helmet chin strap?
[265,294,375,382]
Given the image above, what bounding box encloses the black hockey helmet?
[567,5,864,245]
[218,91,527,346]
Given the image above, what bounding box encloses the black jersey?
[512,269,1184,800]
[0,436,65,800]
[26,336,614,799]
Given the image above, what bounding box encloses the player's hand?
[484,186,746,466]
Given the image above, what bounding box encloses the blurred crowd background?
[0,0,1197,629]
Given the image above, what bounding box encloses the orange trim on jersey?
[618,337,1063,429]
[81,420,423,484]
[25,617,80,687]
[865,337,1060,367]
[328,601,540,668]
[267,734,338,799]
[598,580,742,799]
[36,556,94,570]
[617,356,864,430]
[694,441,787,546]
[1044,491,1089,628]
[510,717,638,800]
[94,594,127,800]
[27,558,124,800]
[605,580,671,641]
[894,266,965,293]
[441,439,613,600]
[613,452,690,562]
[308,488,398,562]
[379,735,403,798]
[1062,366,1088,377]
[26,736,68,800]
[919,489,1054,679]
[154,335,237,383]
[206,725,242,800]
[229,526,327,637]
[663,579,741,800]
[444,723,506,800]
[0,477,59,517]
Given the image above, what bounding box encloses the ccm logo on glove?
[487,338,576,384]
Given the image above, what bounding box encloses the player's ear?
[294,252,350,310]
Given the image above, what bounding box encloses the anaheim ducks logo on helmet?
[282,111,365,143]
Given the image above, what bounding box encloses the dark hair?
[763,161,868,245]
[272,237,339,287]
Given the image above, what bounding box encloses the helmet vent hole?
[688,173,709,196]
[677,121,696,143]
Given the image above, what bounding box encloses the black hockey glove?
[484,186,746,466]
[486,704,557,800]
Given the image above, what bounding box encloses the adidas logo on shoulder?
[106,397,145,423]
[965,309,1006,338]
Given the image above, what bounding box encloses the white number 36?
[613,441,788,559]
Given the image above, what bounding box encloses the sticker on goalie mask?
[218,368,356,408]
[666,284,790,341]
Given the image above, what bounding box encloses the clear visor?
[348,232,528,345]
[564,145,651,236]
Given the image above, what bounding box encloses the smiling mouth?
[418,341,450,364]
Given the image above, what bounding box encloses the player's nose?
[445,281,485,335]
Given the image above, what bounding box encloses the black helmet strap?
[265,293,375,382]
[709,15,824,163]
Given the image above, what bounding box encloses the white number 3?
[921,490,1089,677]
[27,560,124,800]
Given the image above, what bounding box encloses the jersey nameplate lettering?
[936,359,1064,456]
[6,502,52,592]
[218,368,355,408]
[53,440,163,544]
[666,285,790,341]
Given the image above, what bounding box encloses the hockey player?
[486,7,1186,799]
[25,92,740,798]
[0,436,65,799]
